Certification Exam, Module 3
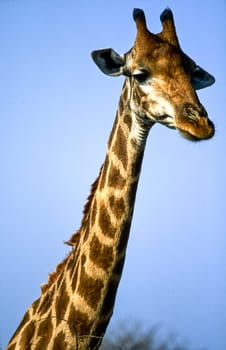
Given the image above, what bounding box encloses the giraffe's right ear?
[91,49,125,76]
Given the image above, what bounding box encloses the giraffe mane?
[40,166,103,294]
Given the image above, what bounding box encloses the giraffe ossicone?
[7,7,214,350]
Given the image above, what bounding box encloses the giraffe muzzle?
[175,103,215,141]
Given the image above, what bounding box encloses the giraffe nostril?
[183,103,208,123]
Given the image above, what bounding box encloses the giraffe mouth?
[178,129,204,141]
[175,117,215,141]
[177,124,215,141]
[155,114,175,129]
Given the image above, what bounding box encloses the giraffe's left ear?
[191,65,215,90]
[91,48,125,76]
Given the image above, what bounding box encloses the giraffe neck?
[6,79,153,350]
[71,79,153,348]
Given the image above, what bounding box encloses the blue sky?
[0,1,225,349]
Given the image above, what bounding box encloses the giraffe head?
[92,8,215,141]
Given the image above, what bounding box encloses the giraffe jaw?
[178,129,204,141]
[178,126,215,141]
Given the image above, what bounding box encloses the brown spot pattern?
[36,316,53,346]
[81,253,87,266]
[89,235,114,271]
[109,195,125,219]
[108,164,126,189]
[112,125,128,169]
[68,304,91,337]
[98,203,115,238]
[77,265,104,310]
[52,331,67,350]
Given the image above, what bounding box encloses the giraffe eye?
[133,69,149,83]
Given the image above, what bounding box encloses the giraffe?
[6,8,215,350]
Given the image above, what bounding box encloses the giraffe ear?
[191,65,215,90]
[91,48,125,76]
